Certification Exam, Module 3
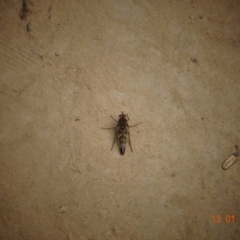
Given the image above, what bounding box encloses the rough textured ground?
[0,0,240,239]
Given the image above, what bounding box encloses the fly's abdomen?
[119,134,127,155]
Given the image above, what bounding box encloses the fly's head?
[118,112,129,129]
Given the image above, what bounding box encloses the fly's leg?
[129,122,142,128]
[110,115,118,122]
[101,115,118,128]
[102,126,117,150]
[111,130,117,151]
[127,131,133,152]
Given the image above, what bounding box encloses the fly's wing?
[222,153,239,170]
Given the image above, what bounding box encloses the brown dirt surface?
[0,0,240,239]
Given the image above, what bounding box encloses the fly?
[102,112,142,155]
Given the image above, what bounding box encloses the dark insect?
[102,112,142,155]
